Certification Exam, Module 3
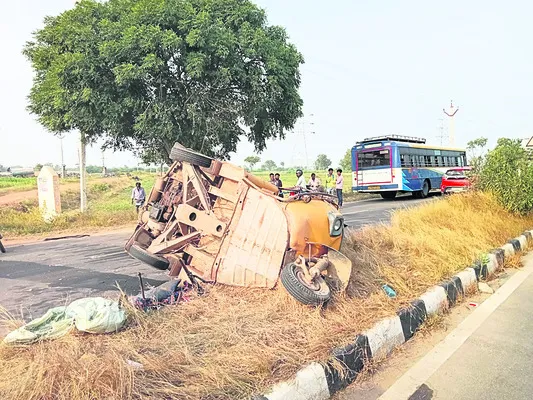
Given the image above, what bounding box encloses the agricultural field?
[0,173,157,237]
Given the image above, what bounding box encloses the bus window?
[358,149,390,168]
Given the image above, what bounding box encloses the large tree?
[314,153,331,170]
[24,0,304,162]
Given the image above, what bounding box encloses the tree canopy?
[339,148,352,171]
[244,155,260,169]
[261,159,277,171]
[314,154,331,170]
[24,0,304,162]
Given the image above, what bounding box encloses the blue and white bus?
[351,135,467,199]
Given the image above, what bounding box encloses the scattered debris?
[129,279,192,311]
[382,284,397,298]
[478,282,494,294]
[468,302,479,308]
[126,359,144,371]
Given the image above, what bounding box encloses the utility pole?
[443,101,459,146]
[71,0,87,212]
[436,118,447,146]
[58,133,66,178]
[291,113,315,169]
[101,150,107,175]
[79,132,87,212]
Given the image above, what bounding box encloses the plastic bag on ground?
[3,297,127,345]
[67,297,126,334]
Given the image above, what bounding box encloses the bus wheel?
[420,180,430,198]
[380,191,397,200]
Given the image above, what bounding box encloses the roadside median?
[0,192,532,400]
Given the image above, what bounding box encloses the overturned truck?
[125,143,351,305]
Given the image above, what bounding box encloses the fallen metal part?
[138,273,146,300]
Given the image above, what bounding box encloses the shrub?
[476,138,533,214]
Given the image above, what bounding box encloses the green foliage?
[467,137,488,170]
[477,138,533,214]
[34,164,43,172]
[314,154,331,170]
[339,148,352,171]
[244,155,261,170]
[261,159,277,171]
[24,0,304,163]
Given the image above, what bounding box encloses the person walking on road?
[131,182,146,213]
[336,169,344,206]
[308,173,322,191]
[325,168,335,194]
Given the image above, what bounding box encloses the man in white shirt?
[336,169,344,206]
[308,173,322,191]
[288,169,307,196]
[131,182,146,213]
[295,169,307,189]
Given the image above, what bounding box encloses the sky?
[1,0,532,169]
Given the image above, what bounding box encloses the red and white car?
[440,167,472,194]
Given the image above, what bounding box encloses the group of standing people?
[268,168,345,206]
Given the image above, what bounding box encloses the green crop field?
[0,177,37,193]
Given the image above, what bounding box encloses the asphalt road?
[0,194,435,318]
[342,194,435,229]
[375,253,533,400]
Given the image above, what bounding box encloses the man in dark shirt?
[274,173,283,197]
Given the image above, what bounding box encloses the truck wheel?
[170,143,213,168]
[128,244,170,271]
[280,263,331,306]
[380,191,397,200]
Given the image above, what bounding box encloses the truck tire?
[280,262,331,306]
[170,144,213,168]
[128,244,170,271]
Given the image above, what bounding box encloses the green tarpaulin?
[3,297,127,345]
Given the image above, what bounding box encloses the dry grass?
[0,192,532,400]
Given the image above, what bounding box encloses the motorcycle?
[0,234,5,253]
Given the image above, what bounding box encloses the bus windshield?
[357,149,390,169]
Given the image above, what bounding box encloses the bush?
[476,138,533,214]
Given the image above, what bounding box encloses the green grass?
[0,177,37,194]
[0,173,157,237]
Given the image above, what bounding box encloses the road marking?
[378,257,533,400]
